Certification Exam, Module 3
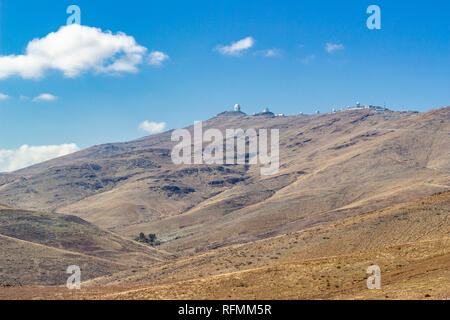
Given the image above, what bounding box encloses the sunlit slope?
[1,191,448,298]
[93,191,450,300]
[99,239,449,300]
[87,191,450,293]
[0,107,448,255]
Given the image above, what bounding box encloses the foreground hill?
[0,233,126,286]
[89,191,450,300]
[0,107,448,255]
[83,190,449,285]
[99,238,449,300]
[2,191,447,299]
[0,207,172,286]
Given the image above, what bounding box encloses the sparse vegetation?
[135,232,161,246]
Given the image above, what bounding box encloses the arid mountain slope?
[113,107,449,253]
[99,239,450,300]
[2,191,447,299]
[84,190,450,300]
[0,107,448,254]
[0,207,172,286]
[0,233,126,286]
[85,190,450,287]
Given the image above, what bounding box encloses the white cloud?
[325,43,344,53]
[138,121,166,134]
[256,49,282,58]
[33,93,57,102]
[301,54,316,64]
[0,143,80,172]
[0,24,149,79]
[216,37,255,56]
[148,51,169,66]
[0,93,10,100]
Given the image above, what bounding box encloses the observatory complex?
[217,101,389,119]
[345,102,389,112]
[217,103,246,117]
[254,107,275,117]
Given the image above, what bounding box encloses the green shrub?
[135,233,160,246]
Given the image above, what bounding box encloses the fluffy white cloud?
[138,121,166,134]
[0,24,150,79]
[216,37,255,56]
[0,93,10,100]
[0,143,80,172]
[148,51,169,66]
[33,93,57,102]
[325,43,344,53]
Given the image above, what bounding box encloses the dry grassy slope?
[0,107,448,254]
[0,191,448,299]
[117,108,450,252]
[0,150,254,231]
[88,192,450,300]
[3,239,447,299]
[98,238,450,300]
[3,239,448,300]
[59,164,253,230]
[0,233,127,286]
[86,191,450,289]
[0,207,174,286]
[0,207,172,265]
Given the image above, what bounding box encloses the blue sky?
[0,0,449,171]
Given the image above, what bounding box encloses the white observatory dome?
[234,104,241,112]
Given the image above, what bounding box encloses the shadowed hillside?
[0,207,173,286]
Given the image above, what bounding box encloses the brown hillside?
[1,191,447,299]
[99,238,450,300]
[85,191,450,288]
[0,107,448,255]
[0,207,173,286]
